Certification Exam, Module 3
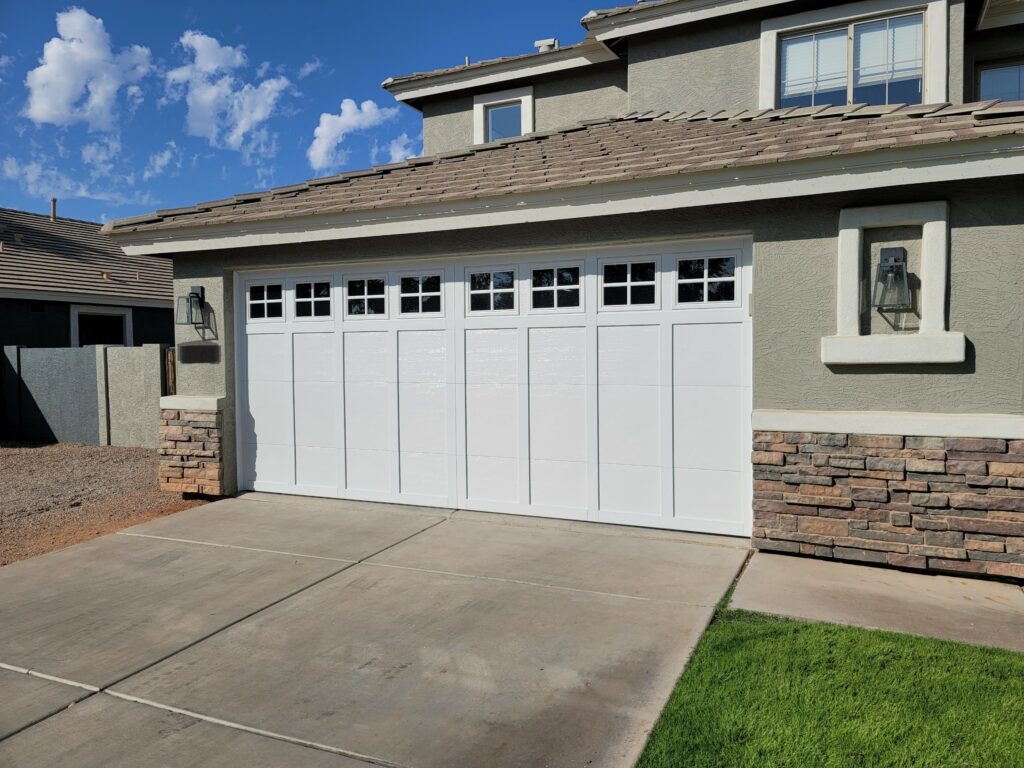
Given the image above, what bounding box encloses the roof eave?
[583,0,797,41]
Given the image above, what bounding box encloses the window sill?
[820,332,965,365]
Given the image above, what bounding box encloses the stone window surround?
[472,86,534,145]
[820,200,966,365]
[758,0,949,109]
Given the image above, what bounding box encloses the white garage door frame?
[233,234,754,536]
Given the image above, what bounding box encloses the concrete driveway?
[0,493,749,768]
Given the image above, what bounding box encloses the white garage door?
[236,237,752,536]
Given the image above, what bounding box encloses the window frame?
[527,260,585,315]
[70,304,134,346]
[291,277,334,321]
[472,87,534,144]
[396,270,445,317]
[672,250,743,310]
[245,280,286,324]
[758,0,948,109]
[597,257,662,313]
[465,265,519,316]
[343,272,389,320]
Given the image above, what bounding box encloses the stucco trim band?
[753,410,1024,440]
[820,332,966,364]
[160,395,224,411]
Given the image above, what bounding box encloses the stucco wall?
[106,344,164,448]
[421,64,627,155]
[168,180,1024,491]
[628,19,761,114]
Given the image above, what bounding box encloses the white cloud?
[143,140,182,180]
[23,8,151,131]
[2,153,152,205]
[307,99,398,172]
[0,55,13,84]
[297,57,322,79]
[81,134,121,177]
[164,31,289,165]
[385,132,418,163]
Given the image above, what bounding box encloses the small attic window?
[473,87,534,144]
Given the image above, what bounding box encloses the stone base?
[159,408,224,496]
[752,431,1024,582]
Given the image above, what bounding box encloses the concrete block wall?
[752,431,1024,581]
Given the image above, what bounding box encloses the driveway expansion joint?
[114,531,359,563]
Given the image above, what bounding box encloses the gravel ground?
[0,443,206,566]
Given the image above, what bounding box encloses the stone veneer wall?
[158,408,224,496]
[752,431,1024,581]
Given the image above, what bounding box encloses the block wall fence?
[752,430,1024,581]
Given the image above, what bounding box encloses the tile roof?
[583,0,682,23]
[104,100,1024,237]
[0,208,171,302]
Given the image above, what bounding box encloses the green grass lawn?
[637,605,1024,768]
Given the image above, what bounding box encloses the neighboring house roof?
[105,100,1024,242]
[0,208,171,305]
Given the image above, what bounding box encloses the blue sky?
[0,1,598,223]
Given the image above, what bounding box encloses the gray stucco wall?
[421,64,627,155]
[2,346,100,443]
[106,344,164,448]
[169,179,1024,491]
[628,19,761,114]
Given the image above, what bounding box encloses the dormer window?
[760,1,946,109]
[779,13,924,108]
[473,87,534,144]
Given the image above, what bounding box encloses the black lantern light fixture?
[175,285,206,327]
[871,247,911,311]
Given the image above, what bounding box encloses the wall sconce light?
[175,286,206,327]
[871,247,911,311]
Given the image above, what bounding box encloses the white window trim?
[465,265,519,316]
[245,279,286,324]
[821,200,965,365]
[396,269,445,317]
[472,87,534,144]
[759,0,948,109]
[290,276,334,322]
[597,257,662,312]
[343,273,389,319]
[527,261,585,314]
[70,304,133,347]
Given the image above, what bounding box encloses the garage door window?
[295,281,332,318]
[248,284,284,320]
[531,266,581,310]
[601,261,657,308]
[468,269,516,313]
[676,256,737,304]
[400,274,443,315]
[346,277,386,316]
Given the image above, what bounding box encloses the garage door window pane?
[295,281,331,319]
[399,274,443,315]
[677,255,738,305]
[347,277,386,317]
[248,283,283,321]
[469,269,516,313]
[602,261,657,308]
[531,265,581,310]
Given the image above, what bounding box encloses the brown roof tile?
[105,102,1024,237]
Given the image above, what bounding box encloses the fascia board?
[588,0,795,40]
[114,135,1024,256]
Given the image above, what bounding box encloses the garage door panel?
[293,332,336,382]
[466,456,519,503]
[465,384,518,458]
[399,451,448,498]
[250,442,293,486]
[673,323,743,387]
[597,325,660,386]
[599,464,662,516]
[529,386,586,462]
[346,449,392,492]
[295,446,339,489]
[530,459,587,509]
[398,382,448,454]
[673,385,744,472]
[344,382,390,451]
[344,331,389,383]
[528,327,586,385]
[673,468,745,532]
[247,380,292,446]
[398,330,447,383]
[465,328,518,384]
[247,333,290,382]
[598,385,661,467]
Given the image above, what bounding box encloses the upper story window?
[473,87,534,144]
[979,61,1024,101]
[779,13,924,108]
[760,1,946,109]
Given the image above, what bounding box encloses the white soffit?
[978,0,1024,30]
[112,135,1024,256]
[387,43,619,102]
[586,0,796,40]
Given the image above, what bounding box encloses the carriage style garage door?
[236,238,753,536]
